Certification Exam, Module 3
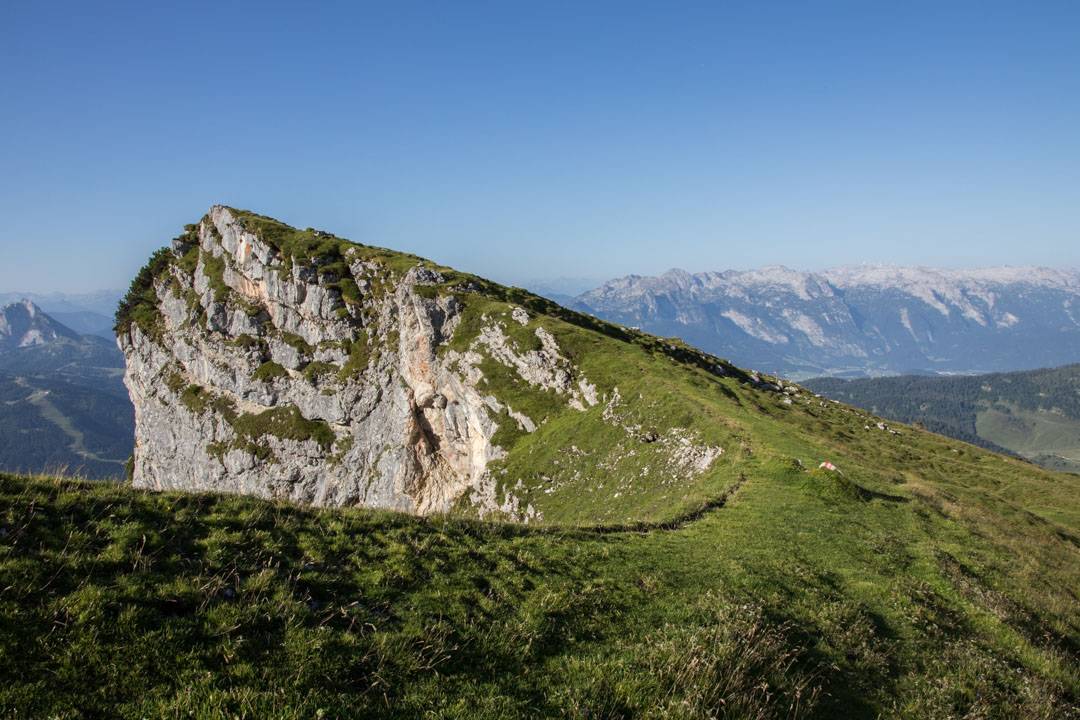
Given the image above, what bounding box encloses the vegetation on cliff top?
[117,206,749,386]
[114,246,173,339]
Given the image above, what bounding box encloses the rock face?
[118,206,741,520]
[574,265,1080,379]
[117,208,610,515]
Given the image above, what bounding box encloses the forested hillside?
[0,304,131,479]
[806,365,1080,473]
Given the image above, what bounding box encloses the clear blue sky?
[2,1,1078,293]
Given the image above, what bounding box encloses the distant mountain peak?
[0,300,81,351]
[822,264,1080,289]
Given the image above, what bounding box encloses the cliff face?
[119,208,535,515]
[117,206,739,521]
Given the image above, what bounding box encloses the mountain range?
[1,205,1075,716]
[571,265,1080,379]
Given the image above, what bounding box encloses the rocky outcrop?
[117,206,605,516]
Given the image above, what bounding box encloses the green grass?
[1,450,1076,718]
[93,206,1080,716]
[976,404,1080,472]
[252,361,288,382]
[230,406,335,450]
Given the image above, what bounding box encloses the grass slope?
[73,208,1079,716]
[1,450,1077,718]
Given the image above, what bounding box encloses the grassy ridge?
[1,456,1077,718]
[94,207,1079,716]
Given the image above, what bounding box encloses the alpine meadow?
[1,208,1076,718]
[4,4,1080,718]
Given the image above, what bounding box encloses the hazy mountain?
[0,290,122,338]
[44,310,116,337]
[805,363,1080,473]
[519,276,604,306]
[0,299,81,350]
[0,300,131,479]
[574,265,1080,379]
[0,289,122,316]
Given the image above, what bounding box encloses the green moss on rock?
[179,385,211,415]
[279,332,313,355]
[176,244,200,275]
[226,334,266,351]
[200,252,230,303]
[207,439,274,463]
[253,361,288,382]
[302,361,337,384]
[230,406,335,450]
[338,332,373,379]
[178,384,237,420]
[165,371,187,394]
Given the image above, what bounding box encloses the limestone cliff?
[117,206,741,521]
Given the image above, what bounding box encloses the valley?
[0,300,132,479]
[806,365,1080,474]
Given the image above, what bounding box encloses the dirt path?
[580,473,749,534]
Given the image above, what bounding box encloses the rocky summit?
[116,206,742,519]
[0,299,80,351]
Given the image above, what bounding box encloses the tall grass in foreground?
[0,468,1076,718]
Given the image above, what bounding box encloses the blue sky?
[2,1,1078,293]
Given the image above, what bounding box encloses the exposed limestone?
[472,322,598,411]
[599,385,723,478]
[118,206,598,516]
